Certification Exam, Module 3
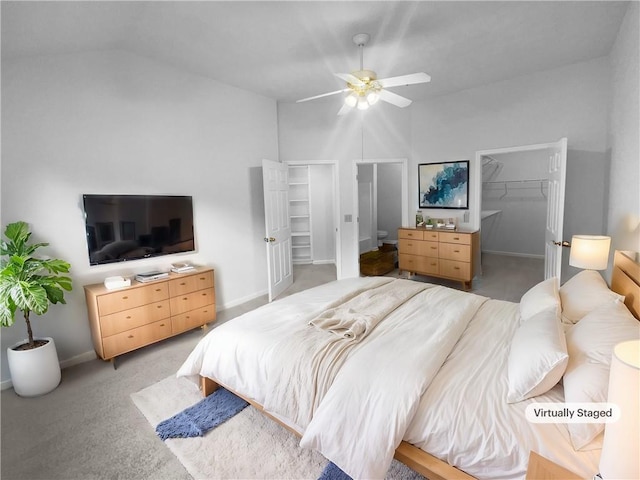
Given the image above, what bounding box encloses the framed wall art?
[418,160,469,209]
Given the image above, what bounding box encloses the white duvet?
[177,277,600,480]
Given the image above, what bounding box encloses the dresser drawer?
[97,283,169,316]
[399,254,439,275]
[439,243,471,262]
[420,241,439,258]
[398,238,424,255]
[172,304,216,335]
[168,271,214,297]
[100,300,170,337]
[170,287,215,315]
[102,319,171,358]
[399,229,424,240]
[439,259,471,280]
[423,231,439,241]
[438,232,471,245]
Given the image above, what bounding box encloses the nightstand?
[526,451,583,479]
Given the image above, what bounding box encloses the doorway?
[286,160,340,282]
[353,158,409,273]
[475,138,567,282]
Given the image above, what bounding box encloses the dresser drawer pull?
[122,296,128,300]
[160,323,166,327]
[431,263,437,266]
[407,243,413,247]
[128,335,134,339]
[454,266,460,270]
[157,305,162,309]
[199,277,206,280]
[183,297,188,301]
[155,288,162,292]
[180,282,186,286]
[453,237,460,240]
[430,246,437,249]
[186,316,190,319]
[454,249,460,253]
[126,316,131,319]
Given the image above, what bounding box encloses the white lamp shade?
[599,340,640,479]
[569,235,611,270]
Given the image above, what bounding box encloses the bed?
[177,250,640,480]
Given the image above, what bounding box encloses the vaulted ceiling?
[1,1,629,103]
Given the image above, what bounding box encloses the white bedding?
[177,277,600,480]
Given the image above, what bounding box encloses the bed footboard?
[197,374,476,480]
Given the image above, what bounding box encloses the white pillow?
[519,277,560,321]
[563,301,640,450]
[507,307,568,403]
[559,270,624,324]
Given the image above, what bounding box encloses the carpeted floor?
[131,375,423,480]
[2,259,541,479]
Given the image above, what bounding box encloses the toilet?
[377,230,388,246]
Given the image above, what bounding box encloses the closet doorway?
[476,138,567,282]
[286,160,341,280]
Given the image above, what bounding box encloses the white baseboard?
[1,350,98,391]
[312,259,336,265]
[217,289,268,310]
[481,250,544,260]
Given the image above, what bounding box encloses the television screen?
[83,194,195,266]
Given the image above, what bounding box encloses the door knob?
[263,237,276,243]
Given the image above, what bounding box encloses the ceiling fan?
[297,33,431,115]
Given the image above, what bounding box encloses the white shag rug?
[131,375,424,480]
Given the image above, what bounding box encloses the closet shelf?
[483,178,548,199]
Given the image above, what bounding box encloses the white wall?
[607,2,640,256]
[1,50,278,384]
[411,57,611,281]
[278,99,412,277]
[279,57,612,280]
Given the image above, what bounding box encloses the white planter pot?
[7,337,61,397]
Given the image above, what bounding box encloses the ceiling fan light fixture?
[357,96,370,110]
[344,92,358,107]
[366,91,380,105]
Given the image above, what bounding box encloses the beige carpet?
[131,375,424,480]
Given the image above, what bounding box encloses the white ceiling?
[1,1,629,104]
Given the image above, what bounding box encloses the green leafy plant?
[0,221,72,349]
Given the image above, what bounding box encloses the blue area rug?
[318,461,353,480]
[155,387,249,440]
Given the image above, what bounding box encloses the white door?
[544,137,568,279]
[262,159,293,301]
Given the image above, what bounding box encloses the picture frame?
[418,160,469,209]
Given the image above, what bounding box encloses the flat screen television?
[83,194,195,266]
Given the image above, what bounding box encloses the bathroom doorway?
[353,158,409,273]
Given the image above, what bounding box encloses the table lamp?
[598,340,640,479]
[569,235,611,270]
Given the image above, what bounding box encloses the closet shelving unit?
[288,165,313,264]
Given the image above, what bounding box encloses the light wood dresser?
[398,227,479,290]
[84,267,215,367]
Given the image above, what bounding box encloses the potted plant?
[0,221,72,396]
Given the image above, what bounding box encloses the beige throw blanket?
[264,279,432,429]
[309,279,431,340]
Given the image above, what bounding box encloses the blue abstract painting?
[419,161,469,209]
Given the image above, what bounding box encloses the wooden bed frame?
[198,250,640,480]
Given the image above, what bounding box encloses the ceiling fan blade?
[337,103,353,116]
[297,89,349,103]
[377,72,431,88]
[334,72,364,87]
[378,89,413,108]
